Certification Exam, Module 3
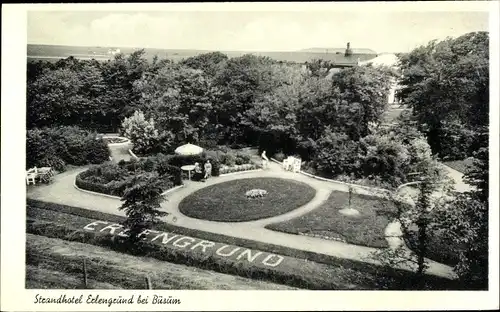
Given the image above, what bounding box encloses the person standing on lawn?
[261,150,269,169]
[204,160,212,180]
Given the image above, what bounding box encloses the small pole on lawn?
[82,259,88,288]
[145,276,152,289]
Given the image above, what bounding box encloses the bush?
[141,154,182,185]
[235,152,251,165]
[311,128,361,178]
[218,153,236,166]
[439,121,478,160]
[219,164,260,175]
[75,170,124,196]
[121,110,160,156]
[274,152,286,162]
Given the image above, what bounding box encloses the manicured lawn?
[178,178,317,222]
[266,190,398,248]
[443,158,474,174]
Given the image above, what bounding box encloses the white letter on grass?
[83,221,109,231]
[216,245,240,257]
[262,254,284,267]
[236,249,263,263]
[190,240,215,253]
[151,232,179,244]
[99,223,123,235]
[172,237,195,248]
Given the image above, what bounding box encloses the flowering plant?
[245,189,268,199]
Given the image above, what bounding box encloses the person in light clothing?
[261,150,269,169]
[204,160,212,180]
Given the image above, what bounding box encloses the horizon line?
[27,42,407,54]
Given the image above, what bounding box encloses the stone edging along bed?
[219,169,263,177]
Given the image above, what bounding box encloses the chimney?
[345,42,353,57]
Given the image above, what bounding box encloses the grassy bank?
[26,234,296,290]
[27,199,462,290]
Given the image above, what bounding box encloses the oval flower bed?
[178,177,316,222]
[75,156,182,197]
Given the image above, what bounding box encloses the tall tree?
[180,51,228,77]
[101,49,149,131]
[27,64,106,129]
[133,63,216,144]
[119,172,168,240]
[437,131,488,289]
[397,32,489,158]
[331,66,394,140]
[214,54,277,144]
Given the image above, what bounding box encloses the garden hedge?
[76,158,182,197]
[26,126,110,171]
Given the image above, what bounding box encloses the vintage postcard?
[1,1,499,311]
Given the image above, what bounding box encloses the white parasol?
[174,143,203,156]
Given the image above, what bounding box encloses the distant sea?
[27,44,381,64]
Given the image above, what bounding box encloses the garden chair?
[292,159,301,173]
[283,158,292,171]
[26,168,37,185]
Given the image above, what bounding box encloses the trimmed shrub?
[76,155,184,197]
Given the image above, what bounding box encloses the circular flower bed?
[179,177,316,222]
[245,189,268,199]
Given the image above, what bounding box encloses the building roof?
[300,48,378,54]
[359,53,400,67]
[251,51,378,65]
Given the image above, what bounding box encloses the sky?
[27,8,489,53]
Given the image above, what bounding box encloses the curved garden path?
[26,156,458,280]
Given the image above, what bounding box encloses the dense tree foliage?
[26,33,487,189]
[397,31,489,160]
